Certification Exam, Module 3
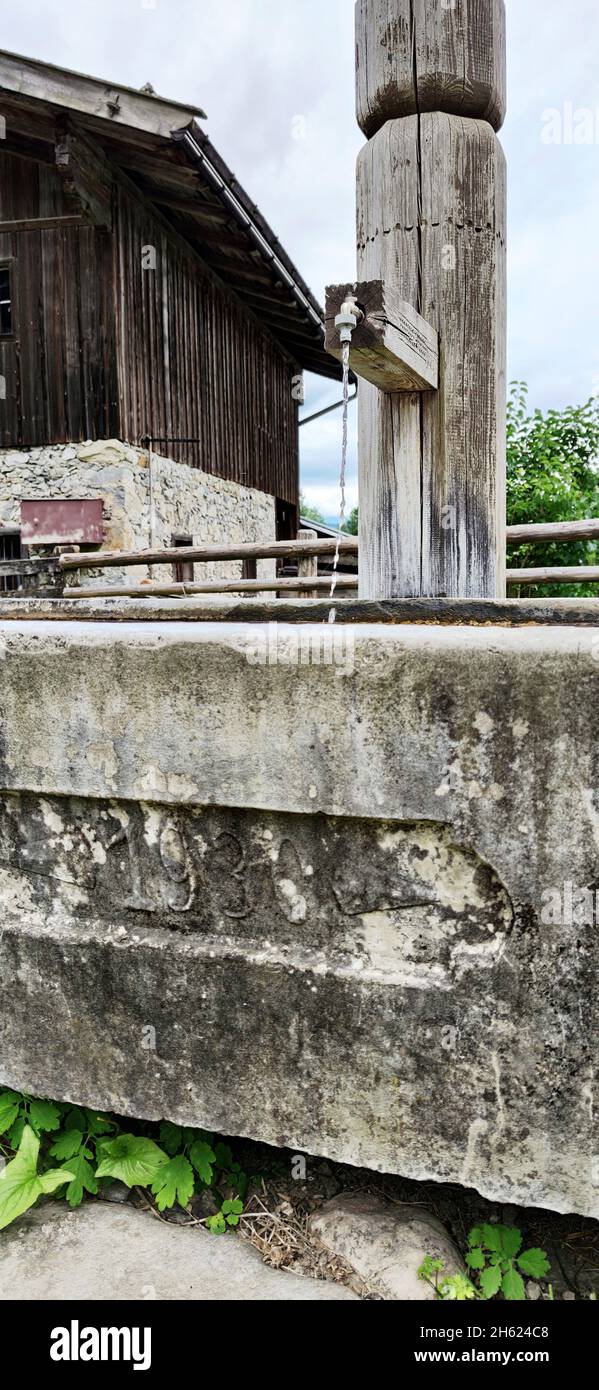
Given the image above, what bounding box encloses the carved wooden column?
[355,0,507,599]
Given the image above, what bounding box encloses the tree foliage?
[507,383,599,596]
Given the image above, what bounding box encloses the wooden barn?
[0,49,340,573]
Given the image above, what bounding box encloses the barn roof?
[0,48,343,380]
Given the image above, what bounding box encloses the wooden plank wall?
[0,148,299,506]
[0,151,118,447]
[113,183,298,503]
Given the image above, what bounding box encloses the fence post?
[355,0,507,600]
[296,528,318,599]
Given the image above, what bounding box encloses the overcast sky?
[2,0,599,519]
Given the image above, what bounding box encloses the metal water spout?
[334,294,364,344]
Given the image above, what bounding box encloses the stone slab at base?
[0,614,597,1217]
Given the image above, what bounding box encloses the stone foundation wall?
[0,441,277,586]
[0,612,597,1218]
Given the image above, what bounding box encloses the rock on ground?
[0,1203,357,1301]
[308,1193,463,1300]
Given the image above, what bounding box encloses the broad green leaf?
[0,1126,73,1231]
[63,1106,87,1132]
[95,1134,168,1188]
[481,1223,505,1254]
[479,1265,502,1299]
[0,1091,21,1135]
[466,1247,485,1271]
[468,1226,484,1248]
[189,1139,216,1186]
[28,1099,61,1134]
[518,1248,551,1280]
[151,1156,194,1212]
[6,1114,25,1152]
[214,1142,234,1170]
[50,1129,85,1161]
[64,1149,99,1208]
[159,1121,183,1157]
[502,1267,526,1302]
[499,1227,522,1260]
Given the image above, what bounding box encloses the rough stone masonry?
[0,610,597,1218]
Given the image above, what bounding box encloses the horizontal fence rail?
[506,518,599,545]
[2,521,599,599]
[67,576,359,599]
[57,537,359,572]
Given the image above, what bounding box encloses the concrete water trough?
[0,596,597,1219]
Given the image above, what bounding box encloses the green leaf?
[159,1121,184,1157]
[28,1099,61,1134]
[442,1274,479,1302]
[502,1267,526,1301]
[64,1149,99,1208]
[222,1198,243,1227]
[214,1142,234,1170]
[466,1247,485,1271]
[151,1156,194,1212]
[62,1106,87,1132]
[481,1223,505,1254]
[468,1225,485,1248]
[85,1111,115,1136]
[95,1134,168,1188]
[189,1139,216,1186]
[206,1211,227,1235]
[499,1227,522,1260]
[0,1090,21,1135]
[50,1129,85,1161]
[479,1265,502,1299]
[6,1115,25,1152]
[0,1126,73,1231]
[518,1248,551,1280]
[418,1256,444,1282]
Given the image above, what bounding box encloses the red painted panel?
[20,498,105,545]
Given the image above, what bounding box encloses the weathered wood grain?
[357,113,506,599]
[506,567,599,587]
[58,537,359,571]
[325,280,438,391]
[2,595,599,627]
[296,528,319,598]
[66,575,358,599]
[54,122,113,228]
[507,519,599,545]
[356,0,506,137]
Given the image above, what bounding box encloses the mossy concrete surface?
[0,616,597,1216]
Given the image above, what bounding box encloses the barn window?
[0,529,21,593]
[0,264,12,336]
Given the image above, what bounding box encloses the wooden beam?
[58,537,359,572]
[54,121,113,228]
[506,567,599,586]
[326,280,438,392]
[356,0,506,138]
[0,215,87,233]
[66,575,359,599]
[0,48,205,139]
[507,518,599,545]
[356,2,507,601]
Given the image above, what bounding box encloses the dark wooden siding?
[0,151,118,447]
[0,146,299,505]
[113,182,298,503]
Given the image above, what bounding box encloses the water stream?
[328,336,352,622]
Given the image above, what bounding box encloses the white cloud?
[2,0,598,509]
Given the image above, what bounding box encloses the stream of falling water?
[328,336,351,622]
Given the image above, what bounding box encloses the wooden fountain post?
[354,0,507,599]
